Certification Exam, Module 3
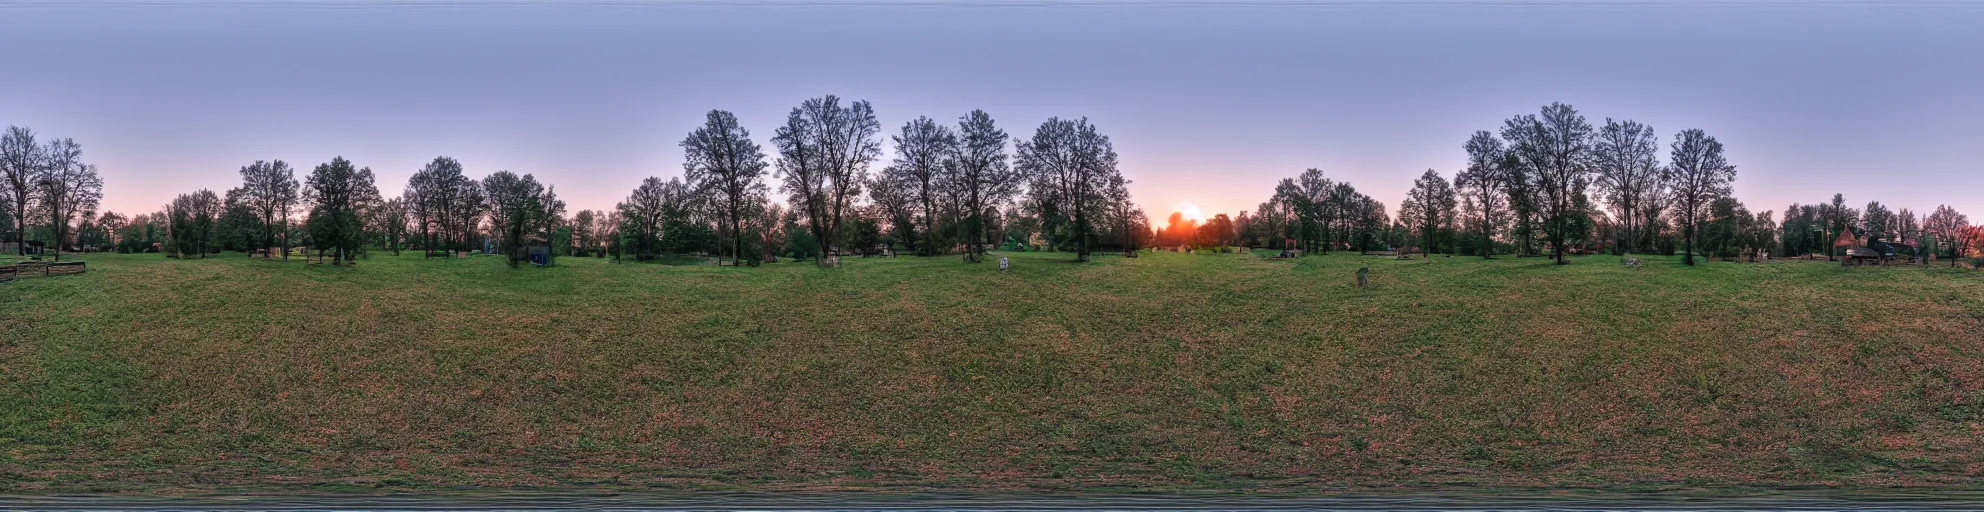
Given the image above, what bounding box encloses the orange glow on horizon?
[1158,202,1214,230]
[1180,202,1206,222]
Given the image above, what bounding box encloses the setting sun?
[1178,202,1206,223]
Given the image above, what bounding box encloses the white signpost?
[999,257,1009,271]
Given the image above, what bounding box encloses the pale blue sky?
[2,0,1979,224]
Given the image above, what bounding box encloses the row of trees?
[21,98,1982,270]
[155,157,383,264]
[612,96,1143,267]
[1176,102,1982,268]
[70,96,1141,269]
[1428,103,1740,266]
[141,154,560,267]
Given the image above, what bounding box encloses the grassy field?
[4,249,1984,493]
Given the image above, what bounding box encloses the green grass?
[4,249,1984,493]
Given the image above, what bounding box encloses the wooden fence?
[0,261,86,282]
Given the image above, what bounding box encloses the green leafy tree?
[481,171,553,267]
[239,160,299,259]
[302,157,374,265]
[1017,117,1122,262]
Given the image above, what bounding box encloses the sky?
[2,0,1980,228]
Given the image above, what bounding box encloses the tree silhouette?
[1592,118,1664,256]
[482,171,550,268]
[1272,168,1332,254]
[885,116,957,257]
[772,95,881,267]
[1456,131,1508,258]
[682,110,770,267]
[1,126,42,256]
[1927,205,1969,266]
[35,137,101,261]
[1501,103,1594,265]
[1016,117,1120,262]
[302,157,374,265]
[1666,129,1738,266]
[239,160,299,260]
[617,177,671,261]
[953,110,1018,263]
[1401,169,1457,258]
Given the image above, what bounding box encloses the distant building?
[1832,231,1861,255]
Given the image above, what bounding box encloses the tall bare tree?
[1,126,43,255]
[1501,103,1594,265]
[952,110,1018,262]
[1592,119,1664,255]
[618,177,670,260]
[772,95,881,267]
[1402,169,1457,258]
[1666,129,1738,266]
[36,138,102,261]
[867,166,919,253]
[1455,131,1507,258]
[884,116,958,256]
[1927,205,1970,266]
[682,110,770,266]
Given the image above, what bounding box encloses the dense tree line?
[1229,168,1392,254]
[16,98,1984,272]
[606,98,1135,267]
[1194,102,1981,268]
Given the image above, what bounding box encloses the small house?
[1832,231,1861,256]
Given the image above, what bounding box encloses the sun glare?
[1179,202,1206,223]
